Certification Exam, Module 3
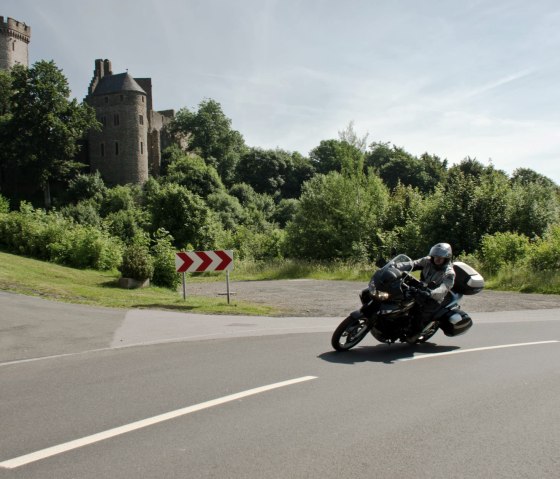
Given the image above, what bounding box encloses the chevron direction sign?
[175,250,234,273]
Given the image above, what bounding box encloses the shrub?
[66,171,107,203]
[151,228,180,289]
[479,232,531,274]
[119,235,154,281]
[0,194,9,214]
[528,224,560,271]
[227,225,285,260]
[48,224,123,270]
[59,200,103,227]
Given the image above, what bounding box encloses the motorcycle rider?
[402,243,455,342]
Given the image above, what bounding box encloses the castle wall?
[88,91,149,185]
[0,16,31,70]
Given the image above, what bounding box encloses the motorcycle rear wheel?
[331,314,371,351]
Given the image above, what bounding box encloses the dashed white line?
[397,340,559,362]
[0,375,318,469]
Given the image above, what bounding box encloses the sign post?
[175,250,234,302]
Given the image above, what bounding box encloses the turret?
[0,16,31,70]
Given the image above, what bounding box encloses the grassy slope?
[0,251,276,315]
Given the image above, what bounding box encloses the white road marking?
[397,340,559,362]
[0,376,317,469]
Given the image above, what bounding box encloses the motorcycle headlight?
[372,290,390,300]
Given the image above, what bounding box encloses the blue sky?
[5,0,560,183]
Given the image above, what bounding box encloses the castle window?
[114,114,120,126]
[101,143,105,157]
[105,97,108,103]
[100,116,106,127]
[139,115,144,125]
[120,95,124,101]
[115,142,119,155]
[142,96,145,103]
[140,142,144,154]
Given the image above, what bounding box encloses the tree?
[66,171,107,204]
[507,181,560,238]
[380,183,426,258]
[365,143,445,194]
[2,61,99,208]
[511,167,558,189]
[0,70,11,117]
[285,171,389,260]
[167,99,246,185]
[420,167,511,255]
[281,152,315,199]
[164,150,225,198]
[146,183,221,248]
[309,139,363,175]
[235,147,292,196]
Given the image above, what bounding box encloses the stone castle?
[85,59,173,184]
[0,16,173,189]
[0,16,30,70]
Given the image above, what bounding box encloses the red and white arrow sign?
[175,250,234,273]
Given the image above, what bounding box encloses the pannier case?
[439,309,473,337]
[452,262,484,295]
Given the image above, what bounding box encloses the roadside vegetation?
[1,61,560,310]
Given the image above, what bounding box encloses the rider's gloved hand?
[404,287,417,299]
[418,289,431,299]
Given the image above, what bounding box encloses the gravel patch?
[184,279,560,317]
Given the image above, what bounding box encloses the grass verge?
[0,251,276,315]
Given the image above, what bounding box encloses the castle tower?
[0,16,31,70]
[86,59,149,185]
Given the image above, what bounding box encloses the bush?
[226,225,285,260]
[119,235,154,281]
[66,171,106,204]
[59,200,103,227]
[0,194,9,214]
[528,224,560,271]
[0,202,122,270]
[479,232,531,274]
[151,228,180,289]
[48,224,123,270]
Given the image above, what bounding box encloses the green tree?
[2,62,99,208]
[281,152,315,199]
[235,147,294,197]
[167,99,246,185]
[0,70,12,117]
[309,139,363,175]
[164,150,225,197]
[479,232,531,274]
[507,180,560,238]
[146,182,221,248]
[421,167,510,255]
[365,143,446,194]
[66,171,107,204]
[511,167,557,188]
[206,191,247,230]
[381,183,426,258]
[285,171,389,260]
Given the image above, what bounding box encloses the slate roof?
[92,72,146,96]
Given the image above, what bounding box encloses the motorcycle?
[331,254,484,351]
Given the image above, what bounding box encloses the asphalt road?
[0,291,559,478]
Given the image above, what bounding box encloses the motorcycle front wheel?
[331,314,371,351]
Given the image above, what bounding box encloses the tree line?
[1,60,559,287]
